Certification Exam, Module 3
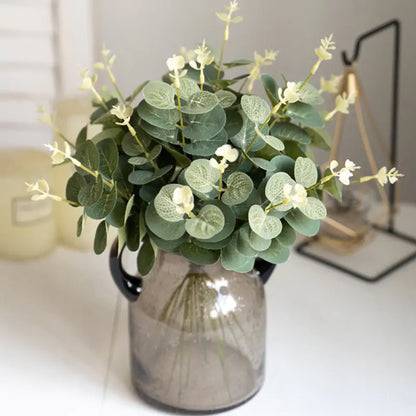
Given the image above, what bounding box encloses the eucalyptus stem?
[217,35,227,80]
[91,86,109,110]
[238,78,248,93]
[126,123,159,171]
[106,66,126,105]
[175,87,186,146]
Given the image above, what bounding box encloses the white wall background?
[93,0,416,203]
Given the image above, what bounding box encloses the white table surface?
[1,205,415,416]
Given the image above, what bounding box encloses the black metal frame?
[297,19,416,282]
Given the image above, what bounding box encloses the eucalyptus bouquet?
[29,0,402,276]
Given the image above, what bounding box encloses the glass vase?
[110,244,270,414]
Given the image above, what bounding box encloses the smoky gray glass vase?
[127,251,266,414]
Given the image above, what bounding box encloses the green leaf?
[286,102,324,127]
[66,172,86,206]
[322,168,342,201]
[143,81,176,110]
[140,120,179,145]
[183,105,226,141]
[128,164,172,185]
[215,90,237,108]
[211,74,248,89]
[106,197,126,228]
[241,95,270,124]
[185,204,225,239]
[78,175,104,206]
[222,172,253,206]
[284,141,307,159]
[284,208,320,236]
[299,197,327,220]
[194,234,233,250]
[248,230,271,252]
[271,122,311,144]
[294,157,318,188]
[137,235,156,276]
[277,221,297,246]
[223,59,252,68]
[75,140,99,174]
[178,77,200,100]
[261,73,280,106]
[221,234,254,273]
[126,211,141,251]
[299,83,324,105]
[94,220,107,254]
[185,159,219,193]
[76,214,84,237]
[224,110,243,138]
[237,225,258,257]
[128,156,149,166]
[265,172,296,205]
[268,155,295,177]
[148,231,187,253]
[121,134,144,156]
[232,189,262,221]
[124,195,135,224]
[179,243,220,265]
[145,202,186,240]
[162,144,191,167]
[258,239,290,264]
[259,134,285,152]
[248,205,283,239]
[126,80,149,104]
[117,226,127,256]
[181,91,219,114]
[76,125,88,147]
[154,184,186,222]
[91,127,124,145]
[97,138,118,179]
[85,184,118,220]
[136,100,179,129]
[230,111,266,152]
[304,127,331,150]
[113,154,133,196]
[250,157,276,171]
[183,129,228,156]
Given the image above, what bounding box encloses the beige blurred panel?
[0,149,56,260]
[0,126,52,149]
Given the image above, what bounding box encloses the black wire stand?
[296,20,416,282]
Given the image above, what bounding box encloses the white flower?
[283,183,308,208]
[278,81,300,104]
[110,104,133,125]
[319,74,342,94]
[189,40,214,86]
[330,159,360,186]
[247,49,278,93]
[216,1,242,40]
[44,142,81,167]
[26,179,62,202]
[315,34,336,61]
[215,144,239,162]
[325,92,356,121]
[78,70,96,91]
[172,186,194,215]
[375,166,403,186]
[37,105,53,125]
[166,54,188,88]
[209,158,229,174]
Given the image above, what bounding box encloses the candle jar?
[0,149,56,260]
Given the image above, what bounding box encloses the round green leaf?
[248,204,283,239]
[286,102,324,128]
[183,105,226,141]
[294,157,318,188]
[276,221,296,246]
[140,120,179,144]
[128,156,149,166]
[184,159,219,193]
[237,225,258,257]
[78,175,104,207]
[222,172,253,206]
[241,95,270,124]
[145,202,186,240]
[97,138,118,179]
[265,172,296,205]
[215,90,237,108]
[248,231,271,252]
[179,243,220,265]
[181,91,219,114]
[284,208,320,236]
[143,81,176,110]
[259,134,285,151]
[137,100,179,129]
[66,172,86,206]
[183,129,228,156]
[258,239,290,264]
[299,83,324,105]
[250,157,275,171]
[154,184,186,222]
[232,189,262,220]
[221,234,254,272]
[75,140,99,175]
[148,231,188,253]
[194,234,233,250]
[137,235,156,276]
[85,184,118,220]
[299,197,327,220]
[128,164,172,185]
[178,77,200,100]
[185,204,225,239]
[106,197,127,228]
[271,122,311,144]
[229,111,266,152]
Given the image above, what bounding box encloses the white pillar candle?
[0,149,56,260]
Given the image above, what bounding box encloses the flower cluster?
[167,55,187,88]
[247,50,278,93]
[209,144,239,174]
[330,159,360,186]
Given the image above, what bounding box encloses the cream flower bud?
[330,159,360,186]
[78,70,95,91]
[94,62,105,70]
[172,186,194,215]
[209,158,228,174]
[319,74,342,94]
[110,105,133,125]
[166,55,185,71]
[278,81,300,104]
[283,183,308,208]
[26,179,63,202]
[315,34,336,61]
[215,144,239,162]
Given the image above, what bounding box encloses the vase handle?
[109,239,142,302]
[254,259,275,285]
